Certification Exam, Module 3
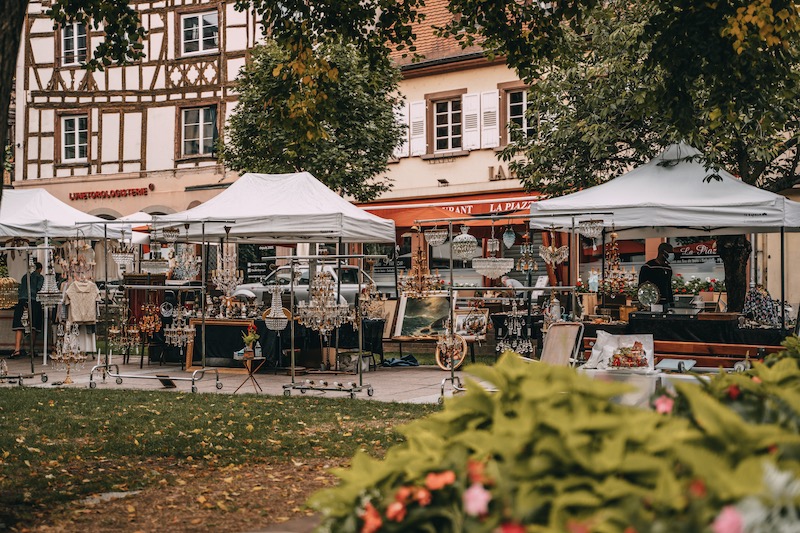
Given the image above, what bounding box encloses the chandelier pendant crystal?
[502,226,516,249]
[495,298,533,355]
[472,225,514,279]
[111,228,135,270]
[423,226,448,247]
[452,225,478,261]
[264,284,289,331]
[212,239,243,297]
[539,228,570,266]
[577,219,604,250]
[38,250,62,308]
[161,226,180,244]
[516,233,538,272]
[398,241,444,298]
[296,271,355,338]
[164,305,196,347]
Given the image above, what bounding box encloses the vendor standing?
[638,243,674,306]
[11,261,44,358]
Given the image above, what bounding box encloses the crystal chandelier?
[603,227,636,296]
[0,277,18,309]
[108,296,140,354]
[578,220,604,250]
[264,284,289,331]
[53,322,88,384]
[436,321,465,370]
[111,229,135,270]
[296,271,355,337]
[502,226,516,249]
[517,233,538,272]
[161,226,180,244]
[358,260,386,319]
[212,242,243,297]
[452,225,478,261]
[472,225,514,279]
[495,298,533,355]
[423,226,448,247]
[38,250,62,308]
[539,228,569,266]
[164,305,196,347]
[173,243,201,280]
[398,245,444,298]
[139,303,162,336]
[140,258,170,274]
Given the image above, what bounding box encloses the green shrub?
[310,355,800,532]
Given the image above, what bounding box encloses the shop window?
[434,99,462,152]
[181,11,219,56]
[181,105,218,156]
[507,89,534,138]
[62,22,87,66]
[61,115,88,162]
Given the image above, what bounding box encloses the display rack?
[280,253,385,399]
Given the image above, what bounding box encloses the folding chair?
[540,322,584,367]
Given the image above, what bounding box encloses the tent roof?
[0,188,123,239]
[530,143,800,238]
[157,172,395,243]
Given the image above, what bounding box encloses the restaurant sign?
[69,185,152,201]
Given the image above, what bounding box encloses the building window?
[434,99,462,151]
[181,12,219,56]
[62,22,87,66]
[61,115,88,162]
[182,106,217,156]
[508,89,534,138]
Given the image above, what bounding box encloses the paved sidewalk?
[0,354,463,402]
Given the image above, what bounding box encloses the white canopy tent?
[156,172,396,243]
[529,143,800,238]
[0,188,124,239]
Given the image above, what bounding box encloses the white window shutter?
[462,93,480,151]
[481,90,500,149]
[393,102,409,159]
[409,100,426,156]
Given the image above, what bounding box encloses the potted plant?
[241,323,259,359]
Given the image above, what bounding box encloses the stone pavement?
[0,353,463,403]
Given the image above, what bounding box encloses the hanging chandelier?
[38,250,62,308]
[398,244,444,298]
[164,305,196,347]
[578,219,604,250]
[452,225,478,261]
[212,227,242,297]
[502,226,516,249]
[472,225,514,279]
[263,284,289,331]
[495,298,533,355]
[296,271,355,337]
[516,233,538,272]
[539,227,569,266]
[140,258,170,275]
[359,259,386,319]
[161,226,180,244]
[111,228,135,270]
[423,226,448,247]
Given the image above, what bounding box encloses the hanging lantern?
[502,226,516,249]
[423,226,448,247]
[451,225,478,261]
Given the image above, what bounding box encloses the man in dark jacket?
[638,243,674,306]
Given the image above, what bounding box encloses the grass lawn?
[0,388,439,531]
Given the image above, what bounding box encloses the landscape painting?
[394,295,451,338]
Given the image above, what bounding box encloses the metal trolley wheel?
[215,381,223,390]
[41,374,48,383]
[435,334,468,371]
[283,389,291,396]
[89,381,97,389]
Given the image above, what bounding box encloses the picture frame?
[453,308,489,339]
[394,293,451,338]
[380,299,399,339]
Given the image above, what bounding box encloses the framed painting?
[394,294,451,338]
[380,299,399,339]
[453,308,490,338]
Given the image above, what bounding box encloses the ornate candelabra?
[516,233,538,272]
[472,225,514,279]
[164,305,195,348]
[53,323,88,384]
[436,320,465,370]
[139,303,162,337]
[296,271,355,338]
[603,227,636,296]
[398,246,444,298]
[539,227,570,266]
[495,298,533,355]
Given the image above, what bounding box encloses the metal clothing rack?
[278,253,385,399]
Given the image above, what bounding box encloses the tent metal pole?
[201,223,206,369]
[104,223,109,368]
[43,236,49,367]
[26,249,34,374]
[781,227,786,331]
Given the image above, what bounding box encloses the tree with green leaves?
[440,0,800,312]
[220,41,404,202]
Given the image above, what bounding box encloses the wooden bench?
[582,337,783,368]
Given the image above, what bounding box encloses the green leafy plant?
[310,355,800,532]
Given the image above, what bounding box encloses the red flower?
[467,459,490,484]
[752,376,762,384]
[501,522,526,533]
[567,519,592,533]
[394,486,413,503]
[727,384,741,400]
[414,488,432,506]
[386,501,407,522]
[768,444,778,454]
[689,478,707,498]
[425,470,456,491]
[624,528,638,533]
[359,502,382,533]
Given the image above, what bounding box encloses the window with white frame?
[61,115,88,162]
[182,106,217,156]
[181,11,219,55]
[62,22,87,66]
[434,99,462,151]
[508,89,534,138]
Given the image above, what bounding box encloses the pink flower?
[414,488,432,506]
[463,483,492,516]
[386,501,406,522]
[359,502,382,533]
[712,506,743,533]
[425,470,456,491]
[752,376,762,384]
[654,395,674,415]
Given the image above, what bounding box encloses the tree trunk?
[0,0,29,200]
[716,235,751,312]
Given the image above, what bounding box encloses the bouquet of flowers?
[610,341,647,368]
[241,323,259,347]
